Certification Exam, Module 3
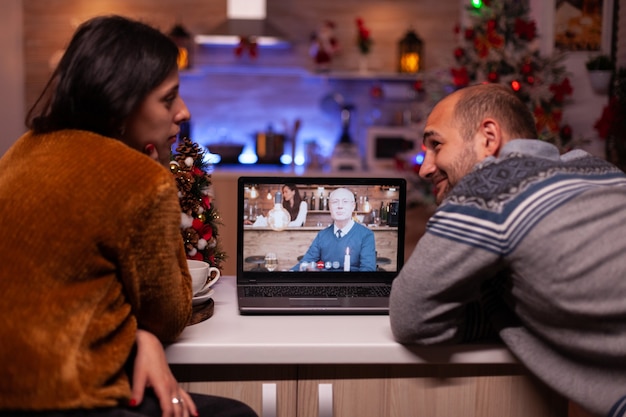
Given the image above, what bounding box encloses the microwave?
[365,125,423,171]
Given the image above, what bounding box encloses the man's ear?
[478,118,502,157]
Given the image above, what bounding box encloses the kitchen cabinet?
[167,279,567,417]
[178,363,564,417]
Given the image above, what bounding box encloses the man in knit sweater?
[295,188,376,271]
[389,83,626,417]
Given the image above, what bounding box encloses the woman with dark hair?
[0,15,256,417]
[282,183,308,226]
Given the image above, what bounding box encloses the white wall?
[0,0,25,156]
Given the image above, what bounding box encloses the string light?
[511,80,521,91]
[471,0,483,9]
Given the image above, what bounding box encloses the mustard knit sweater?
[0,130,192,411]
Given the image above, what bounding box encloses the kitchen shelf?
[317,71,420,82]
[181,64,422,82]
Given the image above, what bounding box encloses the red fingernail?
[128,399,138,407]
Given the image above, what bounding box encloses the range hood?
[195,0,290,47]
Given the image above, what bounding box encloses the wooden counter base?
[173,363,566,417]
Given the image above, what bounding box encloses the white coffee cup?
[186,259,221,295]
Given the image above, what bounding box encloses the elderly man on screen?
[294,188,376,272]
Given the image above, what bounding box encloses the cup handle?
[206,267,221,287]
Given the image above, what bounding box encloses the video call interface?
[240,180,403,274]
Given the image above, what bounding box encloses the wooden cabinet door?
[296,364,567,417]
[174,364,298,417]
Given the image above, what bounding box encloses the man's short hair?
[453,83,538,141]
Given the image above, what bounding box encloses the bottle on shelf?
[310,193,316,211]
[318,191,324,211]
[363,196,371,213]
[380,201,388,225]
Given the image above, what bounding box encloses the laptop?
[236,176,406,314]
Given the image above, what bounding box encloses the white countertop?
[165,277,516,365]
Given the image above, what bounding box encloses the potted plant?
[586,54,615,94]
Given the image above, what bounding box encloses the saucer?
[192,289,214,306]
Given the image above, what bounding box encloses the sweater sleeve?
[119,176,192,343]
[356,227,376,271]
[389,226,502,345]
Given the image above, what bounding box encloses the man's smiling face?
[419,94,482,204]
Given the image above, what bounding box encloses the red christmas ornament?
[521,62,532,75]
[370,85,383,98]
[487,71,499,82]
[526,75,535,85]
[560,124,573,143]
[413,80,424,92]
[464,28,475,40]
[454,47,465,59]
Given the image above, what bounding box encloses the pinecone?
[174,137,201,166]
[180,195,200,216]
[182,227,199,252]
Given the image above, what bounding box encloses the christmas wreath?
[170,136,226,270]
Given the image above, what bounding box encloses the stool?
[245,255,266,271]
[376,257,391,271]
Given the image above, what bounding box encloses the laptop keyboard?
[243,285,391,298]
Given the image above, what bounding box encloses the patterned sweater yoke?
[428,145,626,255]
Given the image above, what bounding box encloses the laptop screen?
[236,176,406,284]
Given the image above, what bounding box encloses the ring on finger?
[171,397,184,405]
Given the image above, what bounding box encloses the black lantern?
[169,23,194,70]
[397,29,423,74]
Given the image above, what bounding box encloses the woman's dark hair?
[26,15,179,137]
[282,184,303,221]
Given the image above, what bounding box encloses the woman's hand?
[131,329,198,417]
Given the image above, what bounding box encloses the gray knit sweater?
[390,139,626,417]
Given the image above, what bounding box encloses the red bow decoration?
[234,36,258,58]
[451,67,470,88]
[514,18,536,41]
[474,20,504,58]
[549,78,573,103]
[534,105,563,134]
